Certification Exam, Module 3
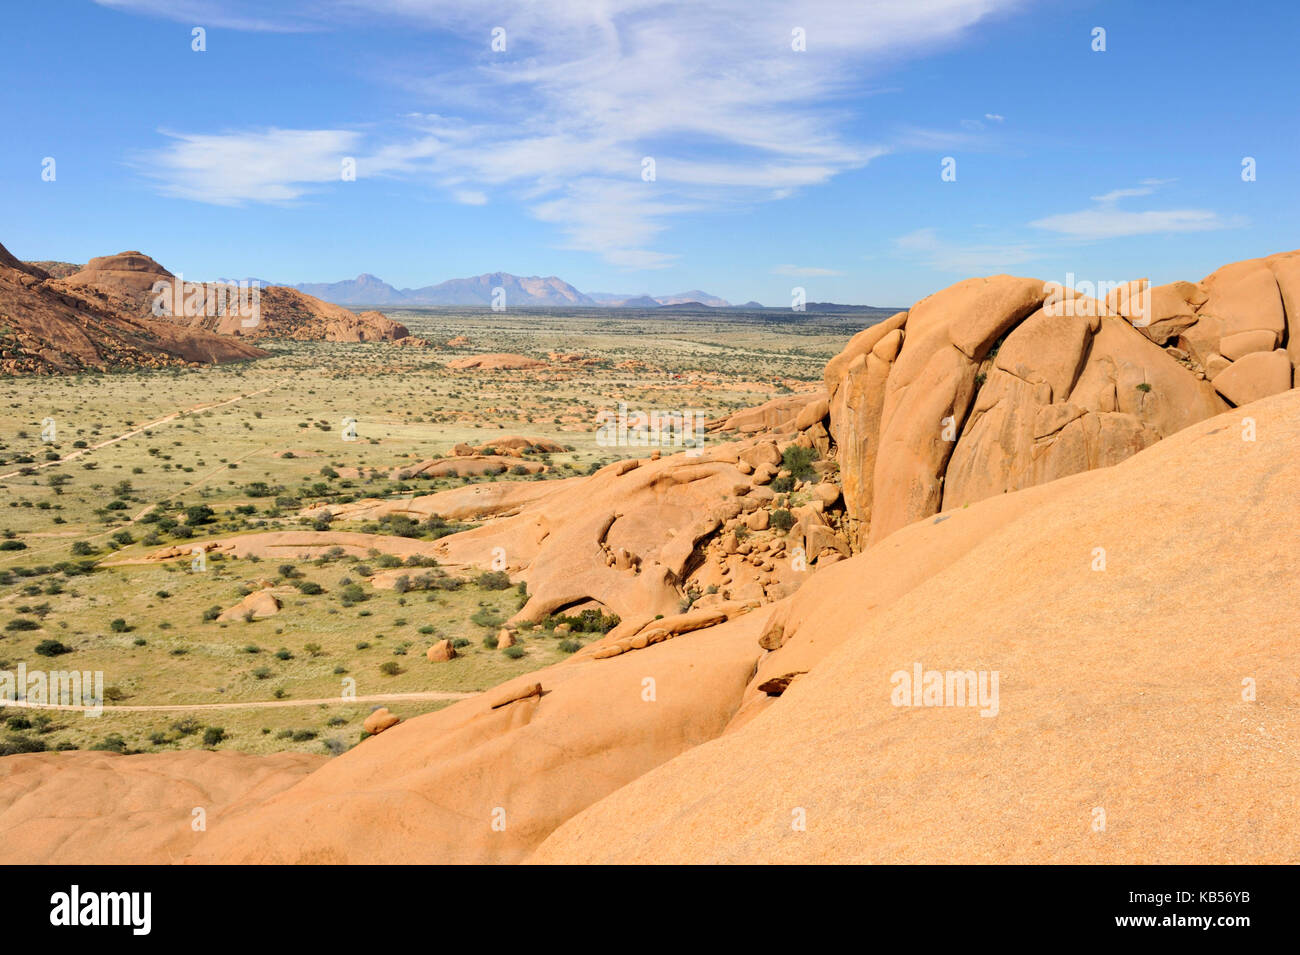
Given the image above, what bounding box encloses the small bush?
[781,445,818,482]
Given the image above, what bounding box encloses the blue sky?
[2,0,1296,306]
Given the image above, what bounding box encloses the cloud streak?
[893,227,1040,274]
[137,128,362,205]
[1033,180,1238,239]
[120,0,1021,268]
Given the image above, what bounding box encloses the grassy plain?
[0,307,864,756]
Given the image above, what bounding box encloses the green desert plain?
[0,306,874,756]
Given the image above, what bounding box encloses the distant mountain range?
[289,272,744,308]
[209,270,895,312]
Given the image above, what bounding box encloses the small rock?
[363,707,401,735]
[488,681,542,709]
[426,639,457,662]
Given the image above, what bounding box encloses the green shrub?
[476,570,512,590]
[471,607,504,629]
[780,445,818,482]
[185,504,214,526]
[0,734,47,756]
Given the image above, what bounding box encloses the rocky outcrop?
[708,391,825,435]
[215,585,282,622]
[526,389,1300,864]
[418,441,821,625]
[457,436,568,456]
[447,353,548,370]
[58,251,174,308]
[211,286,408,342]
[426,639,457,663]
[363,708,401,735]
[0,242,267,374]
[390,455,547,480]
[825,254,1298,549]
[56,251,409,342]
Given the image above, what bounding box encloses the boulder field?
[1,251,1296,864]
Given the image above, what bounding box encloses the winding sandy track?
[0,690,478,713]
[0,387,273,481]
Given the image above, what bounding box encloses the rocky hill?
[1,250,1295,863]
[57,250,410,342]
[0,242,267,374]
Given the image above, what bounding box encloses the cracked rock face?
[826,253,1299,549]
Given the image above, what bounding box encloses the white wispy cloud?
[136,128,362,204]
[1034,179,1236,239]
[893,227,1039,274]
[118,0,1021,267]
[1030,208,1230,240]
[95,0,323,32]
